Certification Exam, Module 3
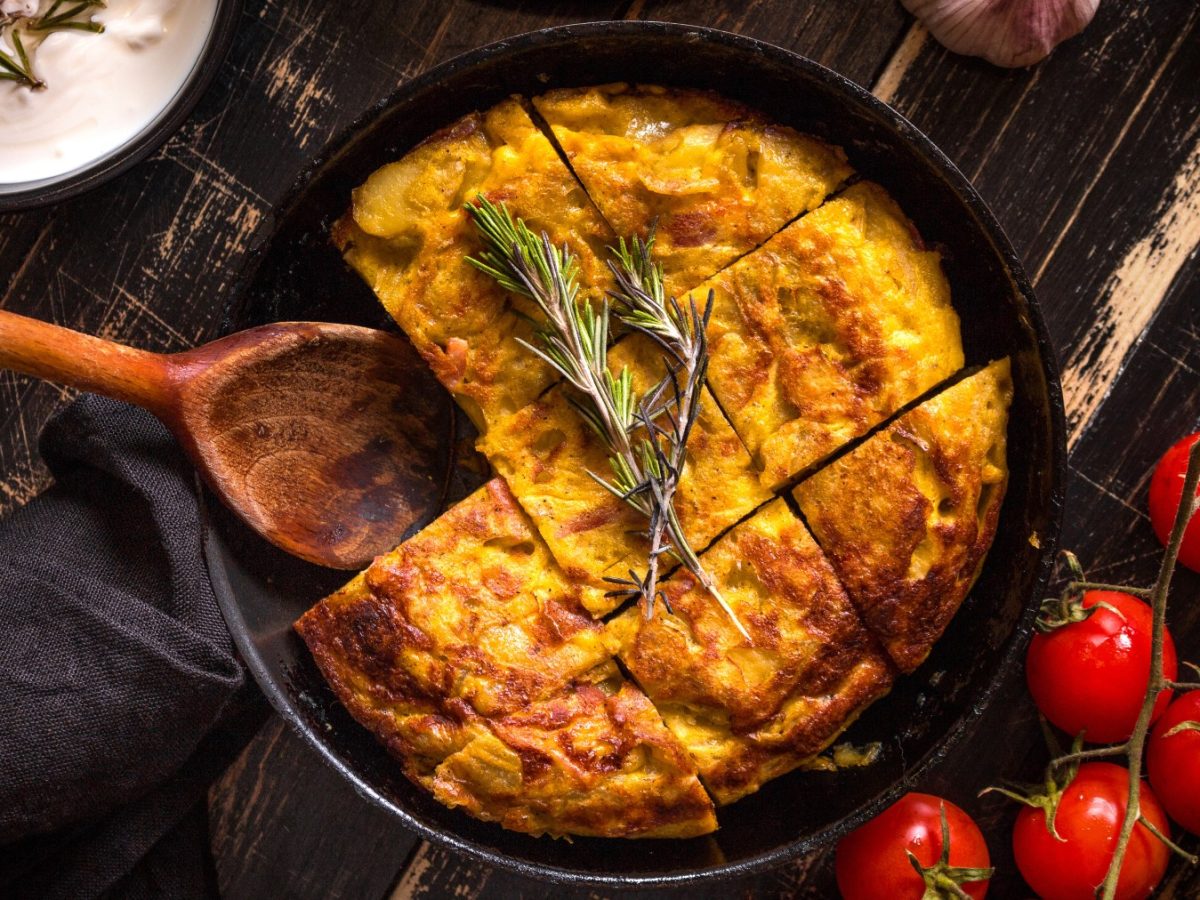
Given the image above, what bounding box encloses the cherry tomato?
[1148,690,1200,835]
[1026,590,1177,743]
[836,793,991,899]
[1012,763,1170,900]
[1148,433,1200,572]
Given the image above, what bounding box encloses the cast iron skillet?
[205,21,1067,888]
[0,0,242,211]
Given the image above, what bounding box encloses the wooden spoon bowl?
[0,311,454,569]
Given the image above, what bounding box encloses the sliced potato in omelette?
[533,83,852,296]
[696,180,965,489]
[792,359,1012,673]
[608,499,893,805]
[296,478,715,837]
[432,668,718,838]
[479,335,772,617]
[333,98,614,432]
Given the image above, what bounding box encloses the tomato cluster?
[1007,432,1200,899]
[834,434,1200,899]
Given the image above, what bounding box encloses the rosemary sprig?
[0,1,104,90]
[0,25,38,88]
[27,1,105,32]
[605,234,749,638]
[465,198,749,639]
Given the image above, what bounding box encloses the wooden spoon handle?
[0,309,174,416]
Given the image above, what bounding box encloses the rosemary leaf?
[1,1,105,90]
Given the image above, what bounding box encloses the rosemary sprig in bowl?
[465,198,750,639]
[0,1,105,90]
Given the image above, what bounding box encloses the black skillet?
[204,21,1068,889]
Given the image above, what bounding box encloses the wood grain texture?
[209,718,419,900]
[1,0,1198,897]
[877,0,1200,442]
[625,0,910,87]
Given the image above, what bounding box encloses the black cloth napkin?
[0,396,269,899]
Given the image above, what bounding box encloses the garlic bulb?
[0,0,39,19]
[902,0,1100,68]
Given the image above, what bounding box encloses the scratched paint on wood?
[1062,138,1200,441]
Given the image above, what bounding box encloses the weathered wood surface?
[2,0,1198,897]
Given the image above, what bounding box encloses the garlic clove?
[0,0,38,20]
[902,0,1101,68]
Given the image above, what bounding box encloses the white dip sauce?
[0,0,218,188]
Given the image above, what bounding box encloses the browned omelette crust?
[699,181,965,489]
[608,499,893,804]
[295,478,610,776]
[792,360,1013,673]
[332,98,614,432]
[533,83,853,296]
[295,478,716,838]
[432,674,718,838]
[479,334,772,617]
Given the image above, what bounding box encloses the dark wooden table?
[3,1,1198,896]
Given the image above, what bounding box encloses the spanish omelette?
[533,83,853,296]
[311,84,1007,839]
[792,359,1012,673]
[296,478,717,838]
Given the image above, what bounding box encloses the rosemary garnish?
[1,1,104,90]
[603,234,748,637]
[0,25,37,87]
[465,198,749,639]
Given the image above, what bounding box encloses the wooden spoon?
[0,310,455,569]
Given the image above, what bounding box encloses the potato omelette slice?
[698,180,965,489]
[607,499,893,805]
[792,359,1012,674]
[296,478,716,838]
[333,97,614,432]
[479,334,773,617]
[533,83,853,296]
[431,665,718,838]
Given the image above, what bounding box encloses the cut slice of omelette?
[697,180,965,489]
[607,499,893,805]
[792,359,1012,674]
[533,83,853,296]
[432,666,718,838]
[333,98,614,432]
[478,334,773,617]
[295,477,716,838]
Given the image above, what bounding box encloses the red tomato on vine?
[835,793,991,899]
[1010,762,1170,900]
[1026,590,1177,743]
[1148,690,1200,835]
[1148,433,1200,572]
